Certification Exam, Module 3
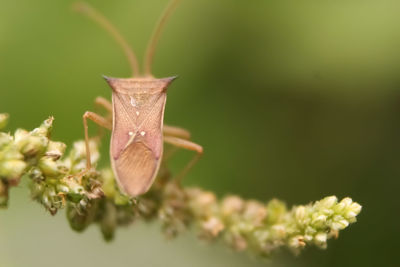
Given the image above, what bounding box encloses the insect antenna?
[73,2,140,77]
[144,0,181,76]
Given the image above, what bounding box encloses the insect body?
[76,0,203,197]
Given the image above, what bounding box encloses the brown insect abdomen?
[111,142,160,197]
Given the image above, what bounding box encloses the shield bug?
[73,0,203,197]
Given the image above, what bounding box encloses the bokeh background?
[1,0,399,266]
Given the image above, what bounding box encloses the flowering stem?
[0,114,362,257]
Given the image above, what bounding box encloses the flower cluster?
[0,114,362,257]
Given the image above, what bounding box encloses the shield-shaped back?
[105,76,176,196]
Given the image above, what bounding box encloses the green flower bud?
[331,215,349,230]
[345,202,362,223]
[0,159,27,181]
[15,132,48,157]
[60,177,85,203]
[38,157,64,177]
[295,206,306,222]
[0,132,12,149]
[320,196,338,209]
[45,141,66,160]
[30,117,54,137]
[266,199,287,224]
[305,226,317,236]
[312,214,327,228]
[101,168,117,198]
[349,202,362,214]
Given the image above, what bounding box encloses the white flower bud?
[314,233,328,249]
[202,217,224,237]
[0,160,27,180]
[331,218,349,230]
[271,224,286,238]
[349,202,362,214]
[289,235,305,249]
[345,211,357,221]
[321,196,337,208]
[295,206,306,221]
[304,235,313,242]
[312,214,327,227]
[221,195,244,217]
[340,197,353,206]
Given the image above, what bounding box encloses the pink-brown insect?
[74,0,203,197]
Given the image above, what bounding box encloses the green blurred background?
[1,0,399,266]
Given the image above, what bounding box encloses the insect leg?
[94,96,112,114]
[162,125,191,161]
[163,124,191,140]
[82,111,112,169]
[163,136,203,183]
[93,97,113,139]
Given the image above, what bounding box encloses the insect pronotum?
[74,0,203,197]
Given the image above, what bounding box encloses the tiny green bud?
[320,196,337,209]
[305,226,317,236]
[55,183,69,194]
[101,169,117,198]
[38,157,63,177]
[340,197,353,206]
[331,214,349,230]
[14,129,29,143]
[45,141,66,160]
[0,160,27,180]
[15,134,48,157]
[295,206,306,222]
[266,199,287,224]
[348,202,362,216]
[312,214,327,228]
[31,117,54,137]
[0,132,12,149]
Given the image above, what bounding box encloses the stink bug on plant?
[74,0,203,197]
